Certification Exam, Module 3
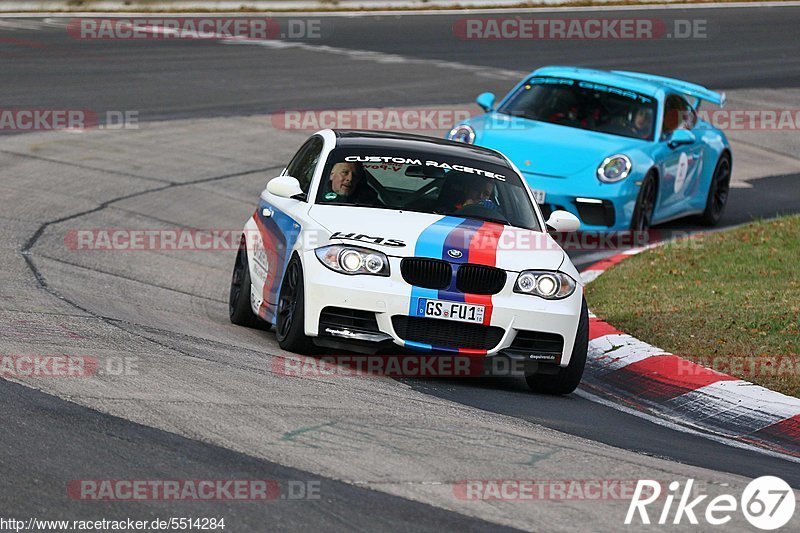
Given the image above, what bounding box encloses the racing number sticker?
[674,152,689,193]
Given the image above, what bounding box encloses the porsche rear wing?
[612,71,726,108]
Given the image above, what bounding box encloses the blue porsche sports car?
[447,66,732,232]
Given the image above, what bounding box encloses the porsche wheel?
[229,237,266,329]
[275,255,314,353]
[699,153,731,226]
[631,171,657,232]
[525,298,588,395]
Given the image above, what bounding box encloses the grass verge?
[586,215,800,397]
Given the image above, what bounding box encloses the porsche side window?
[285,136,323,195]
[683,102,698,130]
[662,95,696,138]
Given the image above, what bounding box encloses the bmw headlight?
[447,124,476,144]
[597,154,632,183]
[315,245,390,276]
[514,271,576,299]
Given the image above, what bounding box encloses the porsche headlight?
[597,154,632,183]
[447,124,476,144]
[315,245,390,276]
[514,271,576,299]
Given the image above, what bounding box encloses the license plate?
[531,189,546,204]
[416,298,485,324]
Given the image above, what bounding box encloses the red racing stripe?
[465,222,505,326]
[458,348,488,356]
[252,212,278,311]
[466,221,504,266]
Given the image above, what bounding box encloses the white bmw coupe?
[229,130,588,393]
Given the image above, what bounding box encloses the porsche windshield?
[497,77,657,140]
[315,148,541,231]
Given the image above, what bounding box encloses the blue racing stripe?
[404,340,460,354]
[415,216,465,258]
[404,340,432,352]
[439,218,483,303]
[408,216,464,317]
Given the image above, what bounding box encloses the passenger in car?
[438,172,497,213]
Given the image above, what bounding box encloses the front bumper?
[302,251,583,366]
[525,173,639,232]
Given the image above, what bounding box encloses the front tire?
[229,237,266,329]
[699,153,731,226]
[275,255,314,354]
[525,298,589,395]
[630,171,657,232]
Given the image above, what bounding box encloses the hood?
[308,205,565,272]
[469,113,647,178]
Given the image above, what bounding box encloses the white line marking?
[588,333,666,373]
[107,22,525,80]
[575,388,800,464]
[220,38,526,80]
[580,269,604,284]
[668,380,800,432]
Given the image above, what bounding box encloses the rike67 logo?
[626,477,795,530]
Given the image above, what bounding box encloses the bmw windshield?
[314,147,541,232]
[497,77,657,140]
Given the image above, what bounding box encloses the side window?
[285,136,323,195]
[661,95,696,138]
[684,105,698,130]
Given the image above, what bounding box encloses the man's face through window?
[329,162,360,196]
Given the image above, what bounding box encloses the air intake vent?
[504,330,564,363]
[392,316,504,351]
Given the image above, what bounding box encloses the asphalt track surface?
[1,6,800,531]
[2,7,800,120]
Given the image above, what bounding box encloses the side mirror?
[266,175,304,199]
[546,210,580,233]
[476,92,496,113]
[666,129,695,149]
